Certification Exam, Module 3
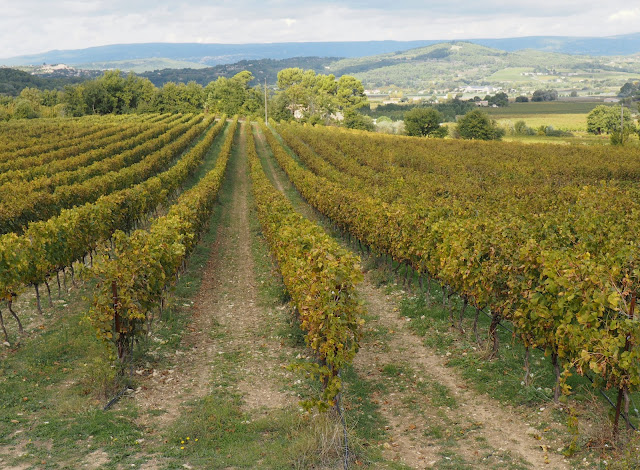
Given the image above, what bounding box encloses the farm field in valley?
[1,115,640,469]
[486,101,618,133]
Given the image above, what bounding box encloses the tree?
[62,84,86,117]
[532,89,558,102]
[270,92,293,121]
[60,71,156,116]
[242,87,265,117]
[275,68,367,122]
[100,70,127,113]
[277,68,316,119]
[404,107,448,137]
[618,81,640,100]
[40,89,62,107]
[310,72,339,116]
[18,87,43,109]
[587,105,633,135]
[515,96,529,102]
[182,81,206,112]
[12,99,38,119]
[122,73,155,112]
[83,79,115,114]
[487,92,508,107]
[336,75,367,112]
[153,81,204,113]
[456,110,504,140]
[205,71,255,115]
[343,111,374,131]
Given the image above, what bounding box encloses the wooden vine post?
[614,292,635,436]
[111,280,126,364]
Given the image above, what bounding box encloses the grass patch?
[0,279,145,468]
[395,284,588,407]
[163,393,347,469]
[341,365,387,444]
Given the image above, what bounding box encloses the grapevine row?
[279,122,639,222]
[0,114,153,164]
[279,123,640,282]
[299,123,640,184]
[0,114,186,186]
[0,114,211,234]
[264,122,640,429]
[0,116,228,336]
[89,116,238,364]
[0,115,123,153]
[249,123,364,409]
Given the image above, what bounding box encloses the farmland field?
[484,101,621,132]
[1,115,639,469]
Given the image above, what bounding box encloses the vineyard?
[1,114,639,469]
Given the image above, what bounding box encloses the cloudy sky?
[1,0,639,58]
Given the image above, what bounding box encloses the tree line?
[0,68,371,129]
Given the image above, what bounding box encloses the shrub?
[456,110,504,140]
[13,99,38,119]
[404,107,448,137]
[344,111,375,131]
[514,120,534,135]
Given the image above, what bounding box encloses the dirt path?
[254,125,286,194]
[355,282,569,469]
[255,124,570,469]
[215,122,295,412]
[135,122,295,438]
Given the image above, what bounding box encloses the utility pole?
[621,102,624,143]
[264,78,268,125]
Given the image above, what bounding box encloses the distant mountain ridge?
[2,34,640,68]
[471,34,640,56]
[0,41,439,67]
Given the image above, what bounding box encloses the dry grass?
[290,411,356,469]
[497,114,588,131]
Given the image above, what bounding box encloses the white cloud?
[608,8,640,22]
[0,1,638,58]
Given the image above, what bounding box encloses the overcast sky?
[1,1,638,58]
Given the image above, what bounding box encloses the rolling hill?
[326,42,640,92]
[139,57,337,87]
[136,42,640,95]
[3,41,640,97]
